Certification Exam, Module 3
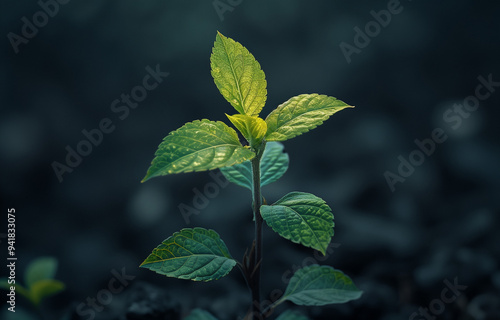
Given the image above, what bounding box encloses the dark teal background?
[1,1,499,319]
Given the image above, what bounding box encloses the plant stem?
[250,145,264,319]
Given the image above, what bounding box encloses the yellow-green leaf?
[226,114,267,146]
[265,94,353,141]
[142,120,255,182]
[211,32,267,116]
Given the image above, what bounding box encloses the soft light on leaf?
[24,257,58,289]
[220,142,289,190]
[140,228,237,281]
[226,114,267,146]
[211,32,267,116]
[185,309,219,320]
[261,192,334,255]
[278,265,362,306]
[265,94,353,141]
[142,119,255,182]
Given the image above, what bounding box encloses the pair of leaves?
[211,32,353,142]
[181,265,362,320]
[0,257,65,306]
[142,32,353,183]
[220,141,289,190]
[142,32,267,183]
[140,228,362,305]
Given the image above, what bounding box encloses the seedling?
[0,256,65,318]
[140,32,362,320]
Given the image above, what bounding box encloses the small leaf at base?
[278,265,362,306]
[184,309,219,320]
[276,310,310,320]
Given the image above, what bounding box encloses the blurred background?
[1,1,499,319]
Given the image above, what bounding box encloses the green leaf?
[278,265,363,306]
[24,257,58,289]
[140,228,237,281]
[142,119,255,182]
[30,279,65,305]
[276,310,310,320]
[261,192,334,255]
[184,309,219,320]
[226,114,267,146]
[265,94,353,141]
[260,142,289,187]
[219,159,252,190]
[211,32,267,116]
[220,141,289,190]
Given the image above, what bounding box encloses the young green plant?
[0,257,65,319]
[140,31,362,320]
